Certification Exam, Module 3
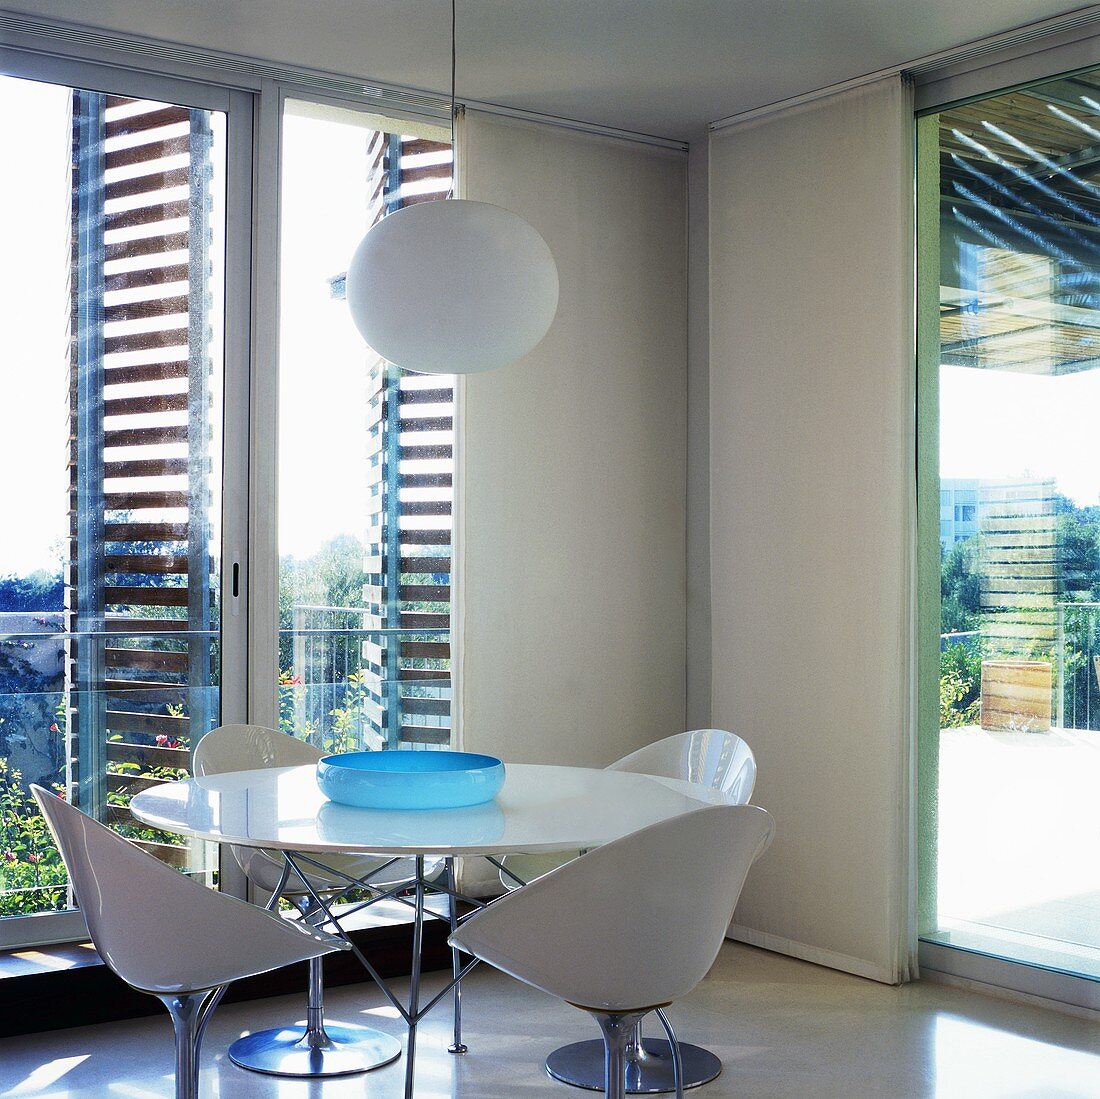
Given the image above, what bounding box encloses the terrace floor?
[931,725,1100,980]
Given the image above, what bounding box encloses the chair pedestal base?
[228,1022,401,1078]
[545,1038,721,1094]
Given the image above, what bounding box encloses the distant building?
[941,476,1058,660]
[940,477,1056,551]
[940,478,980,548]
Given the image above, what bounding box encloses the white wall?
[708,78,915,983]
[459,111,689,769]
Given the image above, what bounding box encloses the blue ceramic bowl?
[316,750,506,810]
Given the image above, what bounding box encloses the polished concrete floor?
[0,943,1098,1098]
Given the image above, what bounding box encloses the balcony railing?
[0,610,452,922]
[284,606,451,753]
[1056,601,1100,731]
[939,602,1100,733]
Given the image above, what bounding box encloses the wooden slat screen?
[360,133,454,749]
[67,93,216,863]
[978,480,1060,655]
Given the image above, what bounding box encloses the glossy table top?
[130,762,731,856]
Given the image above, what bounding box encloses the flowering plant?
[0,759,67,916]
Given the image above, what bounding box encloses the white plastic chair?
[193,724,420,1076]
[495,729,758,1091]
[608,727,756,799]
[31,785,346,1099]
[452,803,774,1099]
[499,729,757,890]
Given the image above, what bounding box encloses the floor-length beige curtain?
[709,76,917,983]
[453,111,688,892]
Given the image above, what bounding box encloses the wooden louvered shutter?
[362,133,455,749]
[68,93,215,864]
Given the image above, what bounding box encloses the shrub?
[0,759,67,916]
[941,642,981,729]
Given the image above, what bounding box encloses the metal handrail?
[0,626,447,643]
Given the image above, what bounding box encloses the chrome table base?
[225,886,404,1078]
[276,851,484,1098]
[545,1037,720,1094]
[228,1022,401,1077]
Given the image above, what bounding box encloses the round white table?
[131,762,729,1097]
[130,761,730,855]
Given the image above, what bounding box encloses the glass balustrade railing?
[0,622,451,925]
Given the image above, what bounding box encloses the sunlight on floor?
[935,1015,1100,1099]
[4,1056,88,1097]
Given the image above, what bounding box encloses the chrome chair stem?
[546,1006,719,1093]
[591,1011,649,1099]
[160,991,210,1099]
[625,1022,647,1062]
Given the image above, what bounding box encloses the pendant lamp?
[345,1,559,375]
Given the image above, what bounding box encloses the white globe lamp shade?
[346,199,558,375]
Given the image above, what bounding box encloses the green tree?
[279,535,367,624]
[941,536,981,634]
[278,536,369,743]
[1058,514,1100,601]
[0,758,67,916]
[279,534,368,664]
[0,570,64,612]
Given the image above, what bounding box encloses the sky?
[0,76,71,576]
[276,102,453,562]
[277,107,375,561]
[940,364,1100,507]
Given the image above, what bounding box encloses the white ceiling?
[5,0,1092,138]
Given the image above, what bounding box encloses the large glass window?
[0,71,227,938]
[921,66,1100,981]
[0,55,457,952]
[276,100,455,754]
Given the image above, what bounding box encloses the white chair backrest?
[451,803,773,1013]
[31,787,339,994]
[193,723,321,777]
[608,729,756,804]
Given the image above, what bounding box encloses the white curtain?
[456,111,689,768]
[708,77,917,983]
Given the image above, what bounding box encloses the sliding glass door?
[0,57,250,947]
[920,65,1100,988]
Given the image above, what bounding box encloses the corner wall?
[686,135,712,729]
[708,78,915,982]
